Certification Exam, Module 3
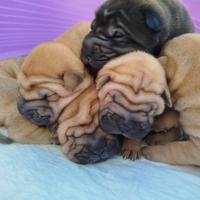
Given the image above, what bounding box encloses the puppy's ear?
[162,86,172,108]
[96,75,111,90]
[63,70,83,92]
[143,8,164,32]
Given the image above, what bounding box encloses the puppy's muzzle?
[64,128,120,165]
[81,33,115,75]
[17,96,56,127]
[100,107,151,140]
[75,135,119,164]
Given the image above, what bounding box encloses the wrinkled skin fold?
[50,85,120,164]
[17,42,92,127]
[96,51,170,140]
[81,0,194,76]
[142,34,200,166]
[17,22,92,127]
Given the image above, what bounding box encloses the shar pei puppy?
[142,34,200,166]
[96,51,171,159]
[0,22,91,144]
[17,22,91,127]
[17,23,119,164]
[50,84,120,164]
[81,0,194,76]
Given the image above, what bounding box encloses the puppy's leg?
[145,128,180,146]
[142,136,200,166]
[121,138,141,160]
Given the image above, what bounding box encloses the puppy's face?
[96,51,171,139]
[61,128,120,164]
[17,42,92,127]
[50,85,120,164]
[81,0,167,76]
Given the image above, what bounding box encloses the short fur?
[0,57,54,144]
[81,0,194,76]
[142,34,200,166]
[52,85,120,164]
[96,51,170,159]
[17,22,92,127]
[17,22,119,164]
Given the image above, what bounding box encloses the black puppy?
[81,0,194,76]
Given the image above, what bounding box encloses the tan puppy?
[51,85,120,164]
[0,57,54,144]
[142,34,200,166]
[96,51,171,160]
[17,22,119,164]
[17,22,92,127]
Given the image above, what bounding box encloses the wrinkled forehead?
[95,0,141,23]
[96,7,127,26]
[100,52,165,80]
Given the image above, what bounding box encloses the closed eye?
[46,93,59,101]
[38,89,59,101]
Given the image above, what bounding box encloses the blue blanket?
[0,144,200,200]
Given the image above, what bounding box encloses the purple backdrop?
[0,0,199,59]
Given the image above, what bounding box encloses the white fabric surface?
[0,143,200,200]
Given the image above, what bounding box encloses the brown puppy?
[81,0,194,76]
[142,34,200,166]
[52,85,120,164]
[0,57,54,144]
[17,23,119,164]
[96,51,171,159]
[17,22,92,127]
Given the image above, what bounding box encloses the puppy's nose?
[100,112,151,139]
[100,112,123,135]
[17,97,54,127]
[125,120,151,139]
[74,136,120,164]
[25,110,50,126]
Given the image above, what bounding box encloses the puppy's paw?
[121,139,141,160]
[50,137,60,145]
[142,146,163,162]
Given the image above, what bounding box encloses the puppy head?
[61,128,120,164]
[49,85,120,164]
[81,0,170,76]
[96,51,171,139]
[17,42,92,127]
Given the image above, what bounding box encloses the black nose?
[74,136,120,164]
[81,35,109,76]
[17,97,54,127]
[100,112,151,139]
